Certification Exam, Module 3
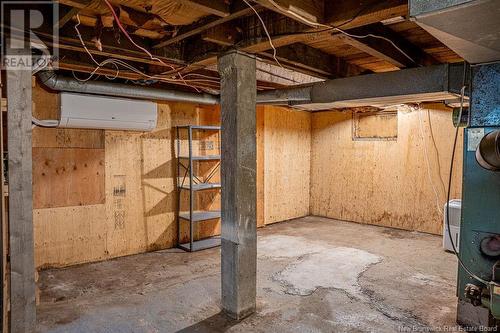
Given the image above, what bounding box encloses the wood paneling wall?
[32,81,458,268]
[263,106,311,224]
[32,79,218,268]
[32,83,311,268]
[310,104,463,235]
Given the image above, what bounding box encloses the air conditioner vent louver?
[60,93,157,131]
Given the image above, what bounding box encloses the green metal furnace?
[457,63,500,329]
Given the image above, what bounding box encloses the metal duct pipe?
[37,64,466,110]
[256,64,466,110]
[476,130,500,171]
[37,71,219,105]
[256,86,312,105]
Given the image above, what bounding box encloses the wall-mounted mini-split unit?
[59,93,157,131]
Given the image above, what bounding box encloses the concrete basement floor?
[37,216,458,333]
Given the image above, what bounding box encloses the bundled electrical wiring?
[67,0,419,93]
[72,3,221,92]
[241,0,416,67]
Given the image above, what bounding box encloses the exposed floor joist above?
[32,0,463,95]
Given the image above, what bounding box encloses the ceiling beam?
[331,23,439,68]
[59,59,147,81]
[57,0,97,28]
[57,0,95,9]
[58,0,169,39]
[57,57,290,92]
[234,1,409,54]
[325,0,408,29]
[184,0,231,17]
[240,0,408,30]
[36,24,185,72]
[184,33,364,81]
[153,4,261,49]
[50,0,416,90]
[202,24,240,46]
[262,43,368,78]
[252,0,324,25]
[255,61,321,86]
[181,2,408,74]
[57,57,222,91]
[58,5,82,28]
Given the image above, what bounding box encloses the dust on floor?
[37,216,458,333]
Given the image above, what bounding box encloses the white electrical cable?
[446,80,489,286]
[333,29,415,64]
[416,105,443,216]
[32,117,59,128]
[74,14,120,81]
[242,0,284,68]
[73,15,217,91]
[263,0,415,65]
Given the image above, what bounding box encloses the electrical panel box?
[60,93,157,131]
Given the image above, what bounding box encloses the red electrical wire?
[102,0,201,91]
[103,0,174,70]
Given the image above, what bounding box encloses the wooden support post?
[6,51,36,332]
[0,67,6,333]
[218,51,257,320]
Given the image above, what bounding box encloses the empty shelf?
[179,237,221,252]
[179,211,221,222]
[177,125,221,131]
[179,183,221,191]
[178,155,221,161]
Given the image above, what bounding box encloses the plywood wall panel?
[104,131,147,258]
[310,104,463,235]
[264,106,311,224]
[33,100,209,268]
[33,129,104,149]
[33,204,107,268]
[32,79,105,150]
[104,102,202,258]
[32,148,105,209]
[32,87,310,267]
[256,106,265,227]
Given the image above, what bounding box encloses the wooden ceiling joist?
[58,0,100,28]
[252,0,324,25]
[58,5,83,28]
[183,0,231,18]
[38,24,184,69]
[58,0,170,39]
[57,0,96,9]
[57,57,287,92]
[325,0,408,29]
[332,23,439,68]
[42,0,462,91]
[262,43,367,78]
[179,3,412,78]
[153,4,262,49]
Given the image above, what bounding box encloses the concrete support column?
[218,51,257,320]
